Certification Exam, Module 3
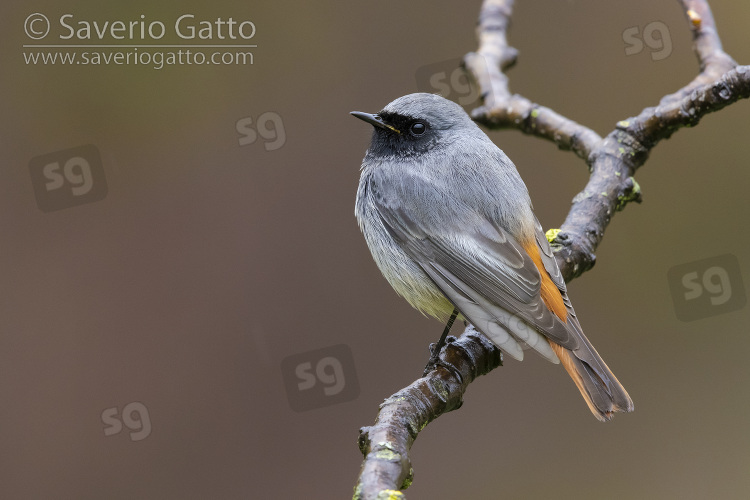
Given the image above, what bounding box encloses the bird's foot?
[422,335,457,376]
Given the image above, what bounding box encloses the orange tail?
[549,340,633,421]
[523,239,633,421]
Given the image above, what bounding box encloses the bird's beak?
[350,111,401,134]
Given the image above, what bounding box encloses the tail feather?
[549,340,634,422]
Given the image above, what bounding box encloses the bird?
[352,92,633,421]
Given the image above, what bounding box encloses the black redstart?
[352,93,633,421]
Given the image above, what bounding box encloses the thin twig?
[464,0,602,161]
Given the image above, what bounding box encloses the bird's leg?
[422,308,459,376]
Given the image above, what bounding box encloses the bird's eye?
[409,121,426,136]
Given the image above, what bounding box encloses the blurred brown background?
[1,1,749,498]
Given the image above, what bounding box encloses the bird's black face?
[351,110,438,158]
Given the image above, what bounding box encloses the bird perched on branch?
[352,93,633,421]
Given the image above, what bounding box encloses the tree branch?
[465,0,749,281]
[355,1,750,497]
[354,327,500,500]
[464,0,602,161]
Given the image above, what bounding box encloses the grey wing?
[371,190,578,363]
